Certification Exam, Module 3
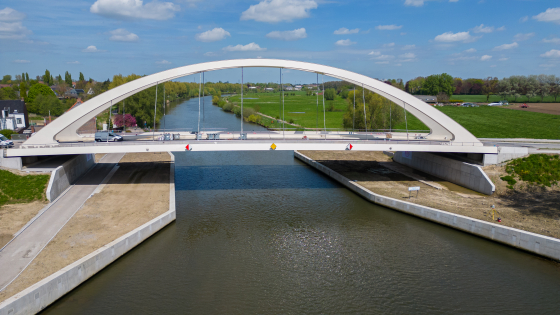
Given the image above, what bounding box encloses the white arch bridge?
[6,59,496,157]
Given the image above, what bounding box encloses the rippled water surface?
[42,98,560,314]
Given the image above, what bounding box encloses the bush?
[242,107,255,118]
[289,118,294,124]
[324,88,336,101]
[247,114,261,124]
[448,99,464,103]
[217,99,226,108]
[1,129,18,139]
[233,106,241,117]
[222,103,233,112]
[505,154,560,187]
[500,175,517,186]
[212,95,220,105]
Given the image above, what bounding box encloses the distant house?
[65,89,84,98]
[87,88,94,95]
[265,87,274,91]
[74,89,85,95]
[414,95,437,104]
[248,86,257,90]
[284,86,294,91]
[0,100,29,131]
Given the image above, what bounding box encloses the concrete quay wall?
[0,152,176,315]
[393,151,495,195]
[46,154,95,202]
[294,151,560,262]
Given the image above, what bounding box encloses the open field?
[452,94,560,104]
[502,103,560,115]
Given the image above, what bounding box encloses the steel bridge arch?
[24,59,480,146]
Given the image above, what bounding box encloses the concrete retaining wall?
[0,152,22,170]
[393,151,495,195]
[46,154,95,202]
[294,151,560,262]
[0,152,176,315]
[483,146,529,166]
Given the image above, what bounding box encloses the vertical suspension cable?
[123,99,125,134]
[281,68,284,140]
[108,100,112,143]
[316,73,319,130]
[362,84,367,140]
[202,72,205,125]
[279,69,281,129]
[353,86,356,133]
[163,86,166,134]
[322,74,325,134]
[197,73,201,138]
[241,67,244,138]
[389,102,392,133]
[153,82,158,141]
[404,101,409,142]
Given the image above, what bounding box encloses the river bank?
[0,152,175,308]
[296,150,560,258]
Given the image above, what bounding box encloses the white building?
[0,100,29,131]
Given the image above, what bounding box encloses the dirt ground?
[0,152,171,303]
[0,201,48,249]
[502,103,560,115]
[299,150,560,240]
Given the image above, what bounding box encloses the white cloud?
[109,28,139,42]
[434,31,477,43]
[362,29,371,34]
[196,28,231,42]
[493,42,518,51]
[405,0,425,7]
[156,60,171,64]
[266,28,307,41]
[543,37,560,44]
[90,0,180,20]
[335,39,356,46]
[13,59,30,63]
[480,55,492,61]
[383,42,395,47]
[223,42,266,51]
[204,51,217,56]
[240,0,317,23]
[368,50,381,56]
[375,61,390,64]
[372,55,395,60]
[82,45,104,53]
[0,8,31,39]
[334,27,359,35]
[540,64,556,68]
[533,7,560,24]
[464,48,476,53]
[400,52,415,58]
[376,25,402,30]
[514,33,534,41]
[67,61,80,64]
[472,24,494,33]
[520,16,528,22]
[402,44,415,50]
[0,7,26,21]
[496,26,506,31]
[541,49,560,58]
[499,58,508,61]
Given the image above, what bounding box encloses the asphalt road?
[0,153,124,292]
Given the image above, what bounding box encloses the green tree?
[21,72,25,83]
[65,71,72,86]
[324,88,336,101]
[33,94,63,116]
[19,82,26,99]
[79,72,85,81]
[2,75,12,84]
[0,87,17,100]
[26,83,56,109]
[25,73,29,82]
[44,69,51,85]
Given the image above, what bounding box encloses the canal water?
[42,97,560,314]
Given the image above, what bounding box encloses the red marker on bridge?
[186,144,191,151]
[346,143,353,150]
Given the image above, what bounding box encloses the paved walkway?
[0,153,124,291]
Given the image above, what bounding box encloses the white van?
[95,131,123,142]
[0,134,14,147]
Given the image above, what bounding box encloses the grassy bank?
[0,170,49,206]
[451,95,560,103]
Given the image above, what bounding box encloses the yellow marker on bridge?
[270,143,277,150]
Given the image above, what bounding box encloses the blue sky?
[1,0,560,83]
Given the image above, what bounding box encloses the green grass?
[224,91,560,139]
[435,106,560,139]
[504,154,560,187]
[0,170,50,206]
[228,91,348,129]
[451,95,560,103]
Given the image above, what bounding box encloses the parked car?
[95,131,123,142]
[488,101,504,106]
[0,134,14,148]
[461,102,474,107]
[520,103,529,108]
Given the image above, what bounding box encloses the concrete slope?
[0,153,124,291]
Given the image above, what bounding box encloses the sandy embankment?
[0,152,171,303]
[299,151,560,240]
